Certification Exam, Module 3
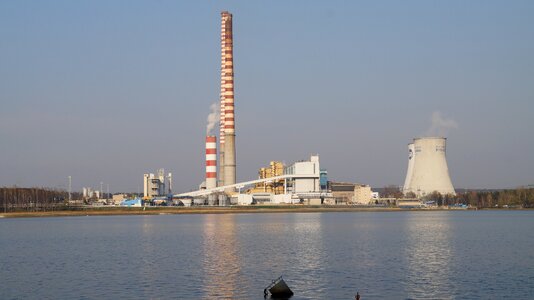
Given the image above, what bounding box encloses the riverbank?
[0,205,515,218]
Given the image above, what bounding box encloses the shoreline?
[0,206,528,218]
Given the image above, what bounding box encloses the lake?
[1,211,533,299]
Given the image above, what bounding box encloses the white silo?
[403,137,455,197]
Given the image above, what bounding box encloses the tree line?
[380,185,534,208]
[428,188,534,208]
[0,187,69,212]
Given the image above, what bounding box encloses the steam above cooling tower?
[219,11,236,190]
[403,137,455,197]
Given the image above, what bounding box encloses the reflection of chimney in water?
[220,11,236,190]
[206,136,217,189]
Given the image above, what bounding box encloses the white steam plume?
[206,103,219,135]
[426,111,458,137]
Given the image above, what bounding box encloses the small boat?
[264,276,293,298]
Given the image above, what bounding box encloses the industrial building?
[82,187,100,200]
[175,155,330,205]
[247,161,285,194]
[171,12,383,207]
[330,182,356,204]
[353,184,373,205]
[329,182,375,205]
[143,169,172,198]
[403,137,456,197]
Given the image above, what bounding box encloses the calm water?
[1,211,534,299]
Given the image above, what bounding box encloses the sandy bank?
[0,206,411,218]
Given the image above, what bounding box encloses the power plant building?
[353,184,373,205]
[248,161,285,194]
[403,137,455,197]
[143,169,172,198]
[284,155,321,194]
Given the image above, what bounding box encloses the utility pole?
[100,182,103,200]
[106,184,109,201]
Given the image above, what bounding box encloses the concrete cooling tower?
[403,137,455,197]
[403,143,415,192]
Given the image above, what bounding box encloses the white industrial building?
[82,187,100,199]
[353,184,373,205]
[403,137,456,197]
[143,169,172,198]
[175,155,330,205]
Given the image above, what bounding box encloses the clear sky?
[1,1,533,192]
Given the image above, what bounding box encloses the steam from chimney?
[426,111,458,137]
[206,102,219,135]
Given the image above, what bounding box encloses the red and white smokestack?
[205,136,217,189]
[221,11,236,190]
[218,12,229,186]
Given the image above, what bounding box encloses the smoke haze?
[426,111,458,137]
[206,103,219,135]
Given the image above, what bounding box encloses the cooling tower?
[403,137,455,197]
[206,136,217,189]
[220,11,236,190]
[402,143,415,194]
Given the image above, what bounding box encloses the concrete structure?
[175,155,329,205]
[330,182,356,204]
[397,199,424,208]
[403,137,456,197]
[219,98,225,186]
[330,182,374,204]
[237,194,253,205]
[353,184,372,205]
[112,194,127,205]
[143,169,172,198]
[82,187,91,199]
[220,11,236,190]
[403,143,415,191]
[205,136,217,189]
[285,155,320,194]
[248,161,285,194]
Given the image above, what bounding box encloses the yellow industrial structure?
[247,161,286,194]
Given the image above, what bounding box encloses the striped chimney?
[218,13,227,186]
[206,136,217,189]
[221,11,236,189]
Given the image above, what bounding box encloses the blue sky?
[1,1,533,192]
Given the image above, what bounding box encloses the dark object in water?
[264,276,294,298]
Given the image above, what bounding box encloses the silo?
[404,137,455,197]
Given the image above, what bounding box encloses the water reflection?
[201,214,241,299]
[288,213,327,298]
[403,213,456,299]
[139,216,157,298]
